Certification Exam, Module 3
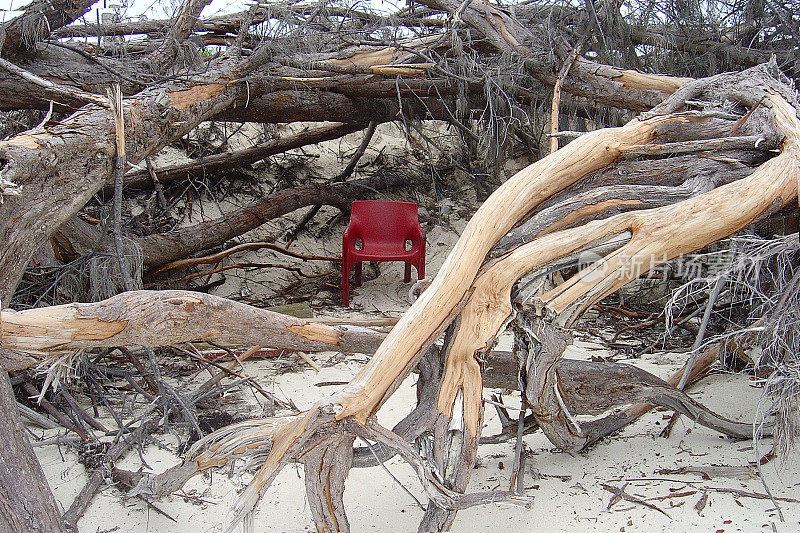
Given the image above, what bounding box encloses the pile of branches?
[0,0,797,299]
[0,1,799,532]
[10,342,298,531]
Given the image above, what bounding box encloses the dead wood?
[549,43,583,154]
[120,122,364,189]
[0,0,94,56]
[0,368,65,533]
[0,2,798,531]
[287,120,379,244]
[418,0,687,111]
[56,172,412,272]
[2,0,780,303]
[602,483,670,517]
[513,311,585,450]
[113,64,800,533]
[144,0,212,74]
[301,431,354,532]
[0,8,463,301]
[511,313,756,449]
[150,242,339,275]
[0,290,385,363]
[137,172,413,268]
[61,420,154,530]
[223,65,797,531]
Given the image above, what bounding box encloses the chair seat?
[349,244,420,260]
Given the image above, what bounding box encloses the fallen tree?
[1,1,799,531]
[3,61,797,531]
[0,290,765,521]
[139,63,797,532]
[0,290,753,445]
[0,290,385,364]
[53,171,417,271]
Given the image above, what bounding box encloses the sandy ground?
[28,123,800,531]
[33,255,800,533]
[34,345,800,532]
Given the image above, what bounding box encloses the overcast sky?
[0,0,405,24]
[0,0,249,23]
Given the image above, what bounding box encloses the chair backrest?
[348,200,421,243]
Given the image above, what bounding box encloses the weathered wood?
[120,122,364,189]
[549,44,583,154]
[136,173,409,268]
[56,173,409,271]
[620,135,767,158]
[7,66,795,533]
[150,242,338,275]
[401,73,796,465]
[0,0,94,56]
[0,3,797,531]
[418,0,688,111]
[335,99,673,432]
[145,0,212,74]
[513,313,585,450]
[198,66,799,532]
[607,344,723,441]
[301,432,354,533]
[493,152,766,254]
[127,345,748,504]
[0,290,385,363]
[0,369,65,533]
[2,8,427,301]
[511,314,754,451]
[417,320,481,532]
[131,416,299,499]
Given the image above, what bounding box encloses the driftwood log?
[0,369,65,532]
[0,290,385,366]
[0,292,749,441]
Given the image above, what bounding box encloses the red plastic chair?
[342,200,426,306]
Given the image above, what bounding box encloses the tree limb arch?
[201,64,799,531]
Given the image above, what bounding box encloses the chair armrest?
[407,230,425,249]
[343,224,362,240]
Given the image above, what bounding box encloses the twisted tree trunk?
[0,368,65,532]
[0,1,798,531]
[171,64,798,532]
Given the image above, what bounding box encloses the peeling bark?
[202,65,798,532]
[120,122,364,189]
[0,290,385,363]
[0,0,95,56]
[0,2,797,530]
[301,432,354,533]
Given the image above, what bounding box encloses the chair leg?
[404,262,412,283]
[419,241,426,280]
[355,262,363,288]
[342,260,350,306]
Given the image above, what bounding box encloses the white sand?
[33,242,800,532]
[34,347,800,532]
